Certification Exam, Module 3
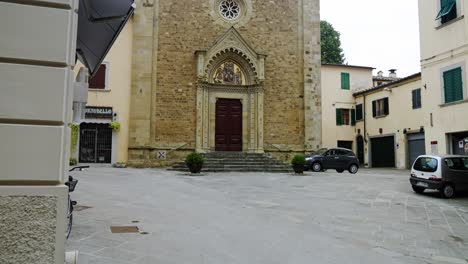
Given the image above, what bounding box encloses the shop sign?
[431,141,438,155]
[85,107,113,119]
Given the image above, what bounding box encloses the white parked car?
[410,155,468,198]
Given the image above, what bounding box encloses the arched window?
[211,60,246,85]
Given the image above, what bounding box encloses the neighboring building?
[321,64,374,150]
[321,64,424,169]
[127,0,322,166]
[354,73,424,169]
[73,20,133,164]
[373,69,401,87]
[418,0,468,156]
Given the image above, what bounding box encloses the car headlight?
[305,157,312,161]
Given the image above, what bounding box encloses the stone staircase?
[170,152,292,173]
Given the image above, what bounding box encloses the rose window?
[219,0,241,20]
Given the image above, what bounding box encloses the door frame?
[215,98,243,152]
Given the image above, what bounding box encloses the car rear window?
[413,157,438,172]
[444,158,468,171]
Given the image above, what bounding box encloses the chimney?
[377,71,383,77]
[389,69,397,78]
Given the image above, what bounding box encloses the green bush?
[291,155,306,167]
[185,153,204,166]
[69,158,78,166]
[109,121,121,131]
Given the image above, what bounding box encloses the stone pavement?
[66,167,468,264]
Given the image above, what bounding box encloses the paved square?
[67,168,468,264]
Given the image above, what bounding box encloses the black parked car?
[305,148,360,174]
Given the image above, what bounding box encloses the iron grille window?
[412,88,422,109]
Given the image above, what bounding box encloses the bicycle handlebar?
[69,166,90,172]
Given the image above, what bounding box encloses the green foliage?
[69,123,80,153]
[185,153,204,166]
[109,121,121,131]
[291,155,306,167]
[321,20,346,64]
[69,158,77,166]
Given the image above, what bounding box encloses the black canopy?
[76,0,135,78]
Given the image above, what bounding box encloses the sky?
[320,0,421,78]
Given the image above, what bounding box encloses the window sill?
[436,15,464,30]
[374,115,388,119]
[89,88,111,92]
[439,98,468,108]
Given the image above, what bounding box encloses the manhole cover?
[74,205,93,212]
[110,226,139,233]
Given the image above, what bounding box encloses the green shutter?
[436,0,456,20]
[351,109,356,126]
[341,73,350,90]
[444,67,463,103]
[336,109,343,126]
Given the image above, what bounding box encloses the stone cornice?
[199,82,263,93]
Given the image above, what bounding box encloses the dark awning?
[76,0,136,78]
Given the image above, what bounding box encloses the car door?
[444,158,468,191]
[334,149,350,170]
[322,149,337,169]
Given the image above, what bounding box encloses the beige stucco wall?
[321,65,373,150]
[75,20,133,163]
[419,0,468,155]
[355,76,423,169]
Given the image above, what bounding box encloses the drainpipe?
[363,94,367,143]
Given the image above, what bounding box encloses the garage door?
[371,136,395,168]
[407,133,425,168]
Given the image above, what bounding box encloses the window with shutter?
[412,88,422,109]
[336,108,342,126]
[351,109,356,126]
[443,67,463,103]
[89,64,107,89]
[341,73,350,90]
[373,98,389,117]
[436,0,457,24]
[356,104,363,121]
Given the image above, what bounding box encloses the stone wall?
[128,0,321,165]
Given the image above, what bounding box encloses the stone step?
[170,152,291,173]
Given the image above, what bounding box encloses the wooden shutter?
[351,109,356,126]
[383,98,389,115]
[453,67,463,102]
[372,100,377,117]
[412,90,417,109]
[444,67,463,103]
[356,104,363,120]
[336,109,342,126]
[89,64,107,89]
[341,73,350,90]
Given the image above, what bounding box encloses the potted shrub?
[185,153,204,174]
[291,155,306,174]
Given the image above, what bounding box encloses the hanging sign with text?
[85,106,113,119]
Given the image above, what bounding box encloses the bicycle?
[65,166,89,239]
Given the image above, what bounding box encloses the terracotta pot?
[187,163,203,174]
[293,165,304,174]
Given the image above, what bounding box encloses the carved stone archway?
[195,27,266,153]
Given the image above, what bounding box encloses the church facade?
[128,0,322,166]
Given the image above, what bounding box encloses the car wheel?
[312,162,322,172]
[348,164,359,174]
[440,184,455,199]
[336,169,344,173]
[412,185,425,194]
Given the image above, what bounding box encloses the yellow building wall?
[419,0,468,155]
[75,20,133,163]
[321,65,373,151]
[355,77,424,169]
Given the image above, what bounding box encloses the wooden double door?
[215,99,242,152]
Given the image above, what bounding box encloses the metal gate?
[407,133,425,168]
[79,123,112,163]
[370,136,395,168]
